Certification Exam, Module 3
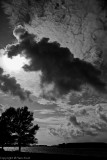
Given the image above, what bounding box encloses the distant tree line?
[57,142,107,148]
[0,106,39,152]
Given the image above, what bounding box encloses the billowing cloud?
[49,122,99,139]
[4,25,106,99]
[0,104,5,114]
[96,105,107,123]
[78,109,89,116]
[49,108,107,140]
[13,25,27,42]
[69,115,80,127]
[0,67,31,100]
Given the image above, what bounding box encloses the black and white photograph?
[0,0,107,159]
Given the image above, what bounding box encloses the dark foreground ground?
[0,149,107,160]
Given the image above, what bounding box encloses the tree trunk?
[18,138,21,152]
[2,144,4,151]
[19,145,21,152]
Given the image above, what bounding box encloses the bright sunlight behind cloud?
[1,54,30,73]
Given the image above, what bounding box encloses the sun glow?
[2,54,29,73]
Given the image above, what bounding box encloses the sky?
[0,5,15,48]
[1,0,107,146]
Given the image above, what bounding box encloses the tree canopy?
[0,106,39,152]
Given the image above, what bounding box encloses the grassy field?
[0,150,107,160]
[3,146,107,157]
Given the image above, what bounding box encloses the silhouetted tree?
[0,118,9,150]
[0,106,39,152]
[12,106,39,152]
[0,107,16,150]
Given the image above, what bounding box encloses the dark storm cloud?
[0,67,31,100]
[6,26,106,96]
